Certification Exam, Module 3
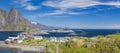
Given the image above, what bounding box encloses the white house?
[8,35,18,40]
[17,35,26,43]
[34,36,43,40]
[49,37,68,42]
[50,37,57,42]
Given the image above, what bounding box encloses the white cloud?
[27,9,85,19]
[42,0,99,9]
[13,0,120,15]
[43,0,120,9]
[42,0,120,15]
[43,9,85,16]
[24,5,40,10]
[13,0,40,10]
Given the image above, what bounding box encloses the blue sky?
[0,0,120,29]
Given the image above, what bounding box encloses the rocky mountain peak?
[0,10,5,13]
[0,10,7,17]
[7,8,24,25]
[10,8,19,13]
[0,10,7,29]
[0,8,36,31]
[9,8,22,17]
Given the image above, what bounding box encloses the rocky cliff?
[0,8,36,31]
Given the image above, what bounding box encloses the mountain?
[0,10,7,29]
[0,8,36,31]
[32,22,62,30]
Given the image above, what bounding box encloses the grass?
[20,33,120,53]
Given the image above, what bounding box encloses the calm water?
[38,29,120,37]
[73,29,120,37]
[1,29,120,40]
[0,31,23,41]
[0,29,120,53]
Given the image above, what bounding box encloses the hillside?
[0,8,36,31]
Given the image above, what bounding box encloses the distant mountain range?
[0,8,61,31]
[32,22,62,30]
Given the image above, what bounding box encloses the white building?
[8,35,18,40]
[17,34,27,43]
[5,34,28,43]
[49,37,68,42]
[34,36,43,40]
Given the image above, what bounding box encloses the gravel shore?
[0,41,45,52]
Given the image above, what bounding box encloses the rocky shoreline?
[0,41,45,52]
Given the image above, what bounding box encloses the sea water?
[0,29,120,53]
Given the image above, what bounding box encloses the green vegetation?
[21,38,47,46]
[46,33,120,53]
[20,33,120,53]
[3,25,15,31]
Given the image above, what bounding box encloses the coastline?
[0,41,45,52]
